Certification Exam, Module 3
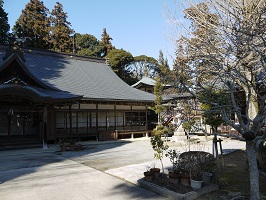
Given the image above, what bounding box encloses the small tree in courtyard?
[199,88,230,135]
[150,134,168,174]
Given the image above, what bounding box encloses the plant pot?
[181,175,190,186]
[190,179,203,190]
[60,145,66,152]
[202,172,213,185]
[144,171,154,182]
[168,171,180,184]
[150,168,160,179]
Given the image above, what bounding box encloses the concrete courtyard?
[0,135,246,200]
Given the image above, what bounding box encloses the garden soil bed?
[141,150,266,200]
[151,175,194,194]
[198,150,266,200]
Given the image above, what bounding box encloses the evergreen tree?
[158,50,171,84]
[75,33,106,57]
[0,0,10,44]
[154,77,165,124]
[50,2,73,52]
[158,50,169,72]
[12,0,50,49]
[101,28,113,53]
[105,49,135,84]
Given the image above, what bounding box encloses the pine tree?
[12,0,50,49]
[50,2,73,52]
[0,0,10,44]
[101,28,113,53]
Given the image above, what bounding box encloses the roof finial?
[2,45,26,62]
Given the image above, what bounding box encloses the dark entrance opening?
[0,108,41,150]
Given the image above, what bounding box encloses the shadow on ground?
[0,140,132,183]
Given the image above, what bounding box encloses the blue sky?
[4,0,179,67]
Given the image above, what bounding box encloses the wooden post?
[218,139,224,167]
[114,104,117,130]
[43,106,48,149]
[7,114,11,136]
[68,105,72,141]
[96,104,99,141]
[115,130,118,140]
[212,134,219,160]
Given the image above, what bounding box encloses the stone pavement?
[0,144,167,200]
[105,135,246,185]
[0,135,246,200]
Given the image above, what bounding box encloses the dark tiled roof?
[0,84,80,102]
[0,47,155,103]
[131,76,157,87]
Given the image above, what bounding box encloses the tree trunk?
[246,141,260,200]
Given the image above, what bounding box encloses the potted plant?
[58,138,84,152]
[143,165,154,182]
[201,154,216,185]
[202,171,213,185]
[166,149,181,183]
[59,138,67,151]
[144,171,154,182]
[150,134,168,175]
[189,163,203,190]
[180,168,190,186]
[178,151,206,188]
[180,151,215,189]
[150,167,160,180]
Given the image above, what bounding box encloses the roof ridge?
[0,45,106,64]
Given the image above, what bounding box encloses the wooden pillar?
[145,132,149,138]
[130,105,133,130]
[7,114,11,136]
[68,105,72,140]
[145,104,148,131]
[114,103,117,130]
[96,104,99,141]
[218,139,224,167]
[43,106,48,149]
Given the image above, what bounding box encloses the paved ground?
[0,135,246,200]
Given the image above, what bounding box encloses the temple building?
[0,45,155,149]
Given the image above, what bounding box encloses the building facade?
[0,45,155,149]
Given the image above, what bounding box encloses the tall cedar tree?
[12,0,50,49]
[0,0,10,44]
[50,2,73,52]
[101,28,113,53]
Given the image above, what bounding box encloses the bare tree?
[164,0,266,199]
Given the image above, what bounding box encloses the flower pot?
[181,175,190,186]
[60,145,66,152]
[168,171,180,184]
[190,179,203,190]
[202,172,213,185]
[150,168,160,179]
[144,171,154,182]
